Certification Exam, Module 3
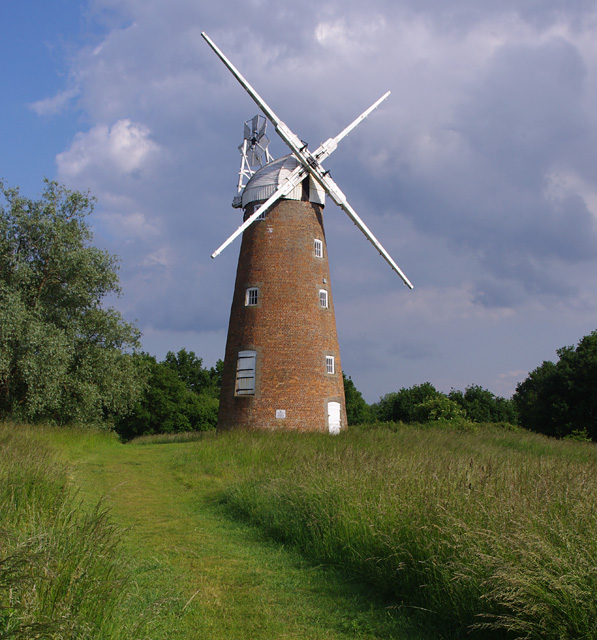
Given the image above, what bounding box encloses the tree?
[449,385,518,424]
[514,330,597,439]
[163,349,221,398]
[342,373,371,425]
[373,382,442,423]
[0,180,144,425]
[115,352,220,441]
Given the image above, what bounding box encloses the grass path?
[48,431,430,640]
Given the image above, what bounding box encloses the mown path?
[52,432,429,640]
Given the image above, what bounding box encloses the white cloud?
[29,87,80,116]
[545,170,597,219]
[140,246,171,269]
[314,16,387,53]
[57,119,159,179]
[99,210,161,241]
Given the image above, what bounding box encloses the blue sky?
[2,0,597,402]
[2,1,83,190]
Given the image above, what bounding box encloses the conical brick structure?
[218,156,346,433]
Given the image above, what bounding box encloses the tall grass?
[218,425,597,639]
[0,423,156,639]
[5,420,595,639]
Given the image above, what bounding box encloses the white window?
[326,356,335,374]
[245,287,259,306]
[319,289,328,308]
[314,239,323,258]
[235,350,256,395]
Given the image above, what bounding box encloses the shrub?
[412,394,470,425]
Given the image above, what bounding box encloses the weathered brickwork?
[218,197,347,432]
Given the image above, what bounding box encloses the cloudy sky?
[2,0,597,402]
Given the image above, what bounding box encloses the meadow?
[1,421,596,639]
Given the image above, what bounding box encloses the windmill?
[202,32,413,433]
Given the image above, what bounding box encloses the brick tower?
[218,156,346,433]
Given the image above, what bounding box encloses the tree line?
[1,181,596,441]
[345,375,518,427]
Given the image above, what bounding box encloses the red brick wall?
[218,198,346,432]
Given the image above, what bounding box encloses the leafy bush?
[412,394,469,424]
[373,382,517,428]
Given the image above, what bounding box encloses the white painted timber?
[328,402,341,435]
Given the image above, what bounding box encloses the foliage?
[0,180,144,426]
[412,394,469,424]
[163,348,221,398]
[372,382,442,423]
[449,384,518,424]
[514,329,597,439]
[342,373,371,425]
[115,349,220,441]
[373,382,516,428]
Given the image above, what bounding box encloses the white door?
[327,402,341,435]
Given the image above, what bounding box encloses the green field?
[2,422,596,639]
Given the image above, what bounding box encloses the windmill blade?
[247,145,263,166]
[313,171,413,288]
[203,32,387,196]
[314,91,391,163]
[203,32,412,287]
[212,163,307,258]
[257,117,267,140]
[202,32,305,158]
[251,115,260,136]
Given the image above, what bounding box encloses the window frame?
[314,238,323,258]
[319,289,328,309]
[245,287,259,306]
[326,355,335,375]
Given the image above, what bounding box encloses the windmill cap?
[241,155,326,209]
